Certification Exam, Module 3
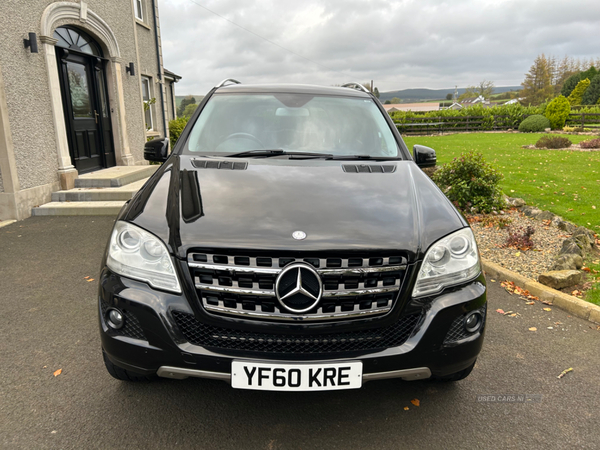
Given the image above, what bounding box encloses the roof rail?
[215,78,241,88]
[341,82,371,94]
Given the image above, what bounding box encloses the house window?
[141,76,153,131]
[134,0,144,21]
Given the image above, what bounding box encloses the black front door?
[57,48,116,173]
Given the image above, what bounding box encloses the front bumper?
[99,268,486,383]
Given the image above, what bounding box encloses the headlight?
[107,221,181,293]
[412,228,481,297]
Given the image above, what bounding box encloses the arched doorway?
[54,26,116,173]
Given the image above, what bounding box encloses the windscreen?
[184,93,400,157]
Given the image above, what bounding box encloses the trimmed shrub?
[534,135,572,149]
[580,138,600,149]
[518,114,550,132]
[544,95,571,130]
[568,78,591,106]
[582,74,600,105]
[168,116,189,147]
[432,152,505,213]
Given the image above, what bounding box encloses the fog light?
[107,308,125,330]
[464,311,482,333]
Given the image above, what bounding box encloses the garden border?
[482,259,600,325]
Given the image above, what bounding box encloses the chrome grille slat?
[188,252,406,322]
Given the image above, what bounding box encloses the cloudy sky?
[158,0,600,95]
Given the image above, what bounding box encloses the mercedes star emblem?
[292,230,307,240]
[275,263,322,313]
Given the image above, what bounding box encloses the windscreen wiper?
[226,149,333,159]
[326,155,400,160]
[226,149,285,158]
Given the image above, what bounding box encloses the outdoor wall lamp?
[23,33,38,53]
[125,62,135,76]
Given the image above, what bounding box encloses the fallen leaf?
[411,399,420,407]
[53,369,62,377]
[490,279,496,283]
[404,407,409,411]
[515,252,521,257]
[509,313,517,317]
[526,301,535,305]
[529,327,537,332]
[84,276,90,279]
[503,311,514,315]
[496,309,505,314]
[582,267,591,273]
[557,367,573,379]
[86,278,95,282]
[543,308,552,312]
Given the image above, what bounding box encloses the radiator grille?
[188,252,407,322]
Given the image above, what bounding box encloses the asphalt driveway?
[1,216,599,449]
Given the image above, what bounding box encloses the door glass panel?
[97,70,109,118]
[66,62,92,118]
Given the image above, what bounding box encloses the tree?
[446,93,452,100]
[561,73,581,98]
[521,54,553,105]
[460,80,495,100]
[384,100,391,105]
[390,97,401,104]
[182,103,199,117]
[567,78,591,106]
[178,96,196,117]
[582,74,600,105]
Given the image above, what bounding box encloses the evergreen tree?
[561,73,581,97]
[521,54,553,105]
[581,74,600,105]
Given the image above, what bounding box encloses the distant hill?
[379,86,521,103]
[175,95,205,107]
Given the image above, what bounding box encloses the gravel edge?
[482,259,600,325]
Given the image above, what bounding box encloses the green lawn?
[403,133,600,231]
[403,132,600,304]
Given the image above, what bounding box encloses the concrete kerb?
[0,219,16,229]
[482,259,600,325]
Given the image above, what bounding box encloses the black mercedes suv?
[99,80,486,391]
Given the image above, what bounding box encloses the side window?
[141,76,154,131]
[134,0,144,21]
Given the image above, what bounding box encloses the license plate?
[231,361,363,391]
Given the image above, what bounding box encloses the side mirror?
[413,145,436,168]
[144,137,169,163]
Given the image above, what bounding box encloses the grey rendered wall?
[136,1,165,138]
[0,0,61,191]
[0,167,4,192]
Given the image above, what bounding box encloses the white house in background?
[383,103,440,113]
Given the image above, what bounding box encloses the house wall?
[134,0,166,139]
[0,0,167,220]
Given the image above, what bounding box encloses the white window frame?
[134,0,144,21]
[141,76,153,131]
